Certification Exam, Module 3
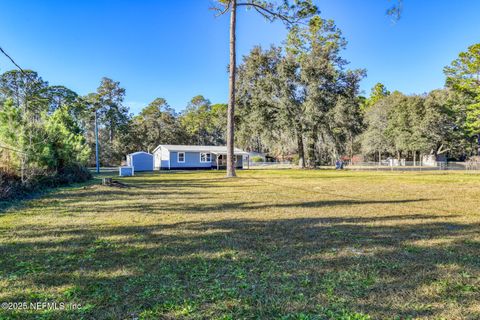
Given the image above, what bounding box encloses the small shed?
[126,151,153,172]
[119,166,134,177]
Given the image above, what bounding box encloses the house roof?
[153,145,248,155]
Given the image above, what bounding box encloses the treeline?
[0,69,228,198]
[234,17,480,167]
[0,71,227,170]
[124,95,226,155]
[235,16,365,167]
[361,88,474,163]
[0,71,92,199]
[1,14,478,196]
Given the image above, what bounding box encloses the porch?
[212,153,249,170]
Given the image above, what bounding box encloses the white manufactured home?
[152,145,249,170]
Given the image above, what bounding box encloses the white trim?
[199,152,211,163]
[177,152,185,163]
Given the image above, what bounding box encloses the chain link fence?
[247,161,293,169]
[345,161,480,171]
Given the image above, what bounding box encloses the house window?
[177,152,185,163]
[200,152,211,163]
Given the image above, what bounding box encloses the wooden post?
[102,178,113,185]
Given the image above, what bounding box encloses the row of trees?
[0,71,228,177]
[235,16,365,168]
[213,0,402,176]
[234,29,480,166]
[1,17,477,178]
[358,43,480,164]
[125,95,227,155]
[361,89,473,163]
[0,71,91,192]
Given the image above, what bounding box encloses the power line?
[0,45,43,86]
[0,46,26,74]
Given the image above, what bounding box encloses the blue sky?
[0,1,479,114]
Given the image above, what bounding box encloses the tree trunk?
[296,130,305,168]
[477,134,480,156]
[349,133,354,165]
[109,122,115,144]
[226,0,237,178]
[306,125,319,168]
[306,135,315,168]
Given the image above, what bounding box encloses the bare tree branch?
[210,0,233,17]
[237,2,293,24]
[252,6,275,22]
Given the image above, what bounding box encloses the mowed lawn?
[1,170,480,320]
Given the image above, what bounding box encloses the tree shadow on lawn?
[20,178,435,216]
[1,214,479,319]
[57,198,435,216]
[149,198,434,214]
[0,174,249,215]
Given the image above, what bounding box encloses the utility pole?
[95,109,100,173]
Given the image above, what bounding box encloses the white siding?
[154,146,170,169]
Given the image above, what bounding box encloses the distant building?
[126,151,154,171]
[422,154,447,167]
[152,145,249,170]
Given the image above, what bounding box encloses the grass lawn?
[1,169,480,319]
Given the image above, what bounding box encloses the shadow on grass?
[0,178,101,215]
[1,172,478,318]
[1,214,479,319]
[49,197,434,216]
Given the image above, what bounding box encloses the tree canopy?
[445,43,480,153]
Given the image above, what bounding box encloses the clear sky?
[0,1,479,114]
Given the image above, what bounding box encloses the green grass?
[1,169,480,319]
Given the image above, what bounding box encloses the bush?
[35,165,92,188]
[0,165,92,201]
[0,169,24,200]
[251,156,264,163]
[56,165,93,185]
[291,154,300,166]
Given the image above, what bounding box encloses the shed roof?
[153,145,248,155]
[128,151,152,156]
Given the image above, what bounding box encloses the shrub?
[0,165,92,201]
[251,156,264,163]
[59,165,92,184]
[35,165,92,188]
[0,169,24,200]
[291,154,300,166]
